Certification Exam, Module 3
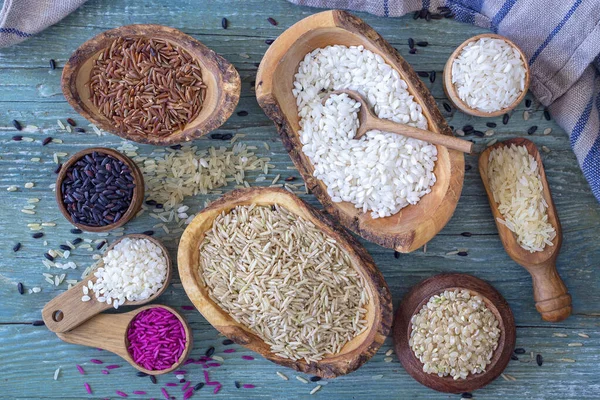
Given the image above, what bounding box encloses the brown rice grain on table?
[199,204,370,363]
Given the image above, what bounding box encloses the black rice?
[461,393,473,399]
[310,376,321,382]
[12,135,23,141]
[235,381,241,389]
[150,375,157,384]
[96,241,107,250]
[503,113,510,125]
[12,120,23,131]
[544,108,551,120]
[486,122,497,128]
[419,9,428,18]
[18,282,24,295]
[536,354,543,366]
[408,38,415,49]
[221,17,228,29]
[221,133,233,140]
[511,354,519,361]
[70,228,82,234]
[462,125,474,133]
[44,253,55,261]
[417,71,429,78]
[465,164,472,171]
[142,230,154,236]
[237,110,248,117]
[473,130,485,137]
[222,339,234,345]
[429,70,436,83]
[457,251,468,256]
[409,48,417,54]
[54,164,63,174]
[49,59,56,70]
[416,41,429,47]
[13,242,22,252]
[194,382,205,391]
[42,137,53,146]
[32,232,44,239]
[75,128,86,133]
[394,251,400,259]
[460,232,472,237]
[443,102,452,112]
[210,133,223,140]
[265,39,274,45]
[61,151,135,227]
[136,371,148,377]
[67,118,77,127]
[205,346,215,357]
[72,238,83,245]
[525,99,532,108]
[59,244,72,251]
[528,126,538,135]
[32,320,45,326]
[514,348,526,354]
[267,17,278,26]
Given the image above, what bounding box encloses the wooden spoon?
[178,187,393,378]
[479,138,571,322]
[393,273,516,393]
[323,90,473,153]
[56,304,192,375]
[42,234,172,333]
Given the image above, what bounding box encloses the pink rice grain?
[182,381,191,391]
[132,391,147,395]
[173,370,187,375]
[184,359,195,365]
[106,364,121,369]
[165,382,178,387]
[214,384,222,394]
[223,349,236,354]
[102,370,109,375]
[115,390,128,397]
[84,383,92,394]
[241,355,254,360]
[183,388,194,400]
[161,388,170,400]
[90,359,104,364]
[207,363,221,367]
[243,384,256,389]
[77,365,85,375]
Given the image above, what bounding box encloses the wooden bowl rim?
[478,137,562,266]
[123,304,193,375]
[255,9,464,253]
[55,147,145,232]
[177,187,393,378]
[442,33,530,118]
[61,24,241,145]
[393,273,516,393]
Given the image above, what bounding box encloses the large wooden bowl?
[393,274,516,393]
[178,187,393,378]
[255,10,464,253]
[62,24,240,145]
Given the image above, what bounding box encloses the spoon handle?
[529,261,572,322]
[364,118,473,154]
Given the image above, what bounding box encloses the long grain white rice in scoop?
[293,45,437,219]
[487,144,556,252]
[451,37,526,112]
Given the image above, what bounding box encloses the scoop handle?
[529,261,572,322]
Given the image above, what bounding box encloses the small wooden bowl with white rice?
[443,33,530,117]
[256,10,464,253]
[177,187,393,378]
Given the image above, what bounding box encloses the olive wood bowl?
[443,33,530,117]
[393,273,516,393]
[479,138,571,322]
[42,234,172,333]
[256,10,464,253]
[61,24,241,145]
[55,147,144,232]
[178,187,393,378]
[56,304,192,375]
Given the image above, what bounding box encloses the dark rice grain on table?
[146,199,157,206]
[155,204,164,209]
[514,348,526,354]
[170,144,182,150]
[222,339,234,345]
[528,126,538,135]
[408,38,415,49]
[44,253,54,261]
[310,376,321,382]
[394,251,400,259]
[72,238,83,245]
[150,375,157,384]
[416,41,429,47]
[54,163,63,174]
[265,39,274,45]
[142,230,154,236]
[465,164,472,171]
[417,71,429,78]
[544,108,551,120]
[13,242,22,252]
[221,133,233,140]
[59,244,72,251]
[221,17,228,29]
[12,120,22,131]
[461,393,473,399]
[503,113,510,124]
[537,354,543,366]
[237,110,248,116]
[457,251,468,256]
[429,71,436,83]
[136,371,148,377]
[525,99,532,108]
[32,232,44,239]
[96,241,106,250]
[486,122,497,128]
[205,346,215,357]
[460,232,472,237]
[210,133,223,140]
[67,118,77,127]
[409,48,417,54]
[443,102,452,112]
[32,320,45,326]
[462,125,474,133]
[419,9,428,18]
[42,137,53,146]
[70,228,82,234]
[75,128,86,133]
[267,17,278,26]
[194,382,205,391]
[473,130,485,137]
[49,59,56,70]
[12,135,23,141]
[235,381,241,389]
[511,354,519,361]
[18,282,24,295]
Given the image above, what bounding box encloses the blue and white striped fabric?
[289,0,600,202]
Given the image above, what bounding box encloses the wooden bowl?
[443,33,530,117]
[55,147,144,232]
[256,10,464,253]
[177,187,393,378]
[56,304,192,375]
[393,274,516,393]
[61,24,241,145]
[479,138,571,322]
[43,234,172,333]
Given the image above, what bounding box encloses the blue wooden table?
[1,1,599,399]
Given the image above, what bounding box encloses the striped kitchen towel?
[0,0,86,48]
[289,0,600,203]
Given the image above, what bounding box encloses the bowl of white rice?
[443,33,530,117]
[256,10,465,253]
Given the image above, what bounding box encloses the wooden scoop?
[323,90,473,153]
[56,304,192,375]
[479,138,571,322]
[42,234,172,333]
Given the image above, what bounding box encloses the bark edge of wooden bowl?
[55,147,145,232]
[177,187,393,378]
[393,273,516,393]
[255,10,464,253]
[61,24,241,145]
[442,33,530,118]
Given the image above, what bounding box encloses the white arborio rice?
[409,289,500,380]
[487,144,556,252]
[293,45,437,219]
[452,37,526,112]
